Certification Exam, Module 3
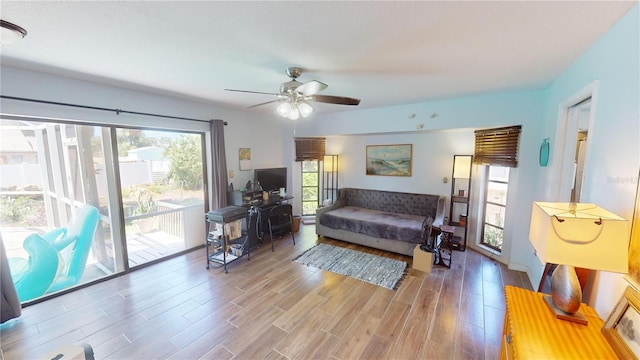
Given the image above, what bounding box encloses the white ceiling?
[0,1,636,115]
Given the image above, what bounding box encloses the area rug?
[293,243,407,290]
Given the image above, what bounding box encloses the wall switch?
[229,170,234,178]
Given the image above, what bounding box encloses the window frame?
[480,165,510,252]
[300,160,320,216]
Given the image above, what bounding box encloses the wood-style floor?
[0,223,531,360]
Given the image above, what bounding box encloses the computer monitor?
[254,167,287,193]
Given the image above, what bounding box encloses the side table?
[501,285,617,359]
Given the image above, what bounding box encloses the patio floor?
[2,226,191,288]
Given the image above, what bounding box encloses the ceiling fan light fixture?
[227,67,360,117]
[287,106,300,120]
[298,102,314,118]
[277,102,292,117]
[0,20,27,44]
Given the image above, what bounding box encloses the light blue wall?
[538,4,639,317]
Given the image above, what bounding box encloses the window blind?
[295,137,326,161]
[474,125,522,168]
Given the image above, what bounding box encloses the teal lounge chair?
[8,205,100,301]
[46,205,100,293]
[8,234,61,302]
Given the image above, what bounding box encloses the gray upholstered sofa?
[316,188,445,256]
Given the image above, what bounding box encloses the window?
[481,166,510,251]
[301,160,319,216]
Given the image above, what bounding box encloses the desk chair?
[266,204,295,251]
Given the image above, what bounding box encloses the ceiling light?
[276,99,313,120]
[0,20,27,44]
[298,102,314,118]
[287,106,300,120]
[277,102,292,117]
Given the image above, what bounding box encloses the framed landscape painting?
[366,144,412,176]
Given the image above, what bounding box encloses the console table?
[501,286,617,359]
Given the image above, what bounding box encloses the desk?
[242,197,294,242]
[228,189,293,209]
[247,196,293,210]
[501,286,617,359]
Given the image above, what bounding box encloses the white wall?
[327,131,472,197]
[0,65,294,210]
[0,164,42,188]
[538,5,639,317]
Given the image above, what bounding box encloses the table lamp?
[529,202,629,324]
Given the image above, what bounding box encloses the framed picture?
[239,148,251,171]
[366,144,412,176]
[602,286,640,360]
[628,168,640,288]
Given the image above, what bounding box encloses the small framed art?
[602,286,640,360]
[239,148,251,170]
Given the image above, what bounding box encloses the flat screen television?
[254,167,287,193]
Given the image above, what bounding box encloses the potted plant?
[131,185,156,233]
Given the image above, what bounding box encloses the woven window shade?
[474,125,522,167]
[295,137,326,161]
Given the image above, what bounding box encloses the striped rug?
[293,243,407,290]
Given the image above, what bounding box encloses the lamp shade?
[298,102,313,118]
[287,106,300,120]
[453,156,472,178]
[324,155,337,172]
[529,202,629,273]
[277,102,292,117]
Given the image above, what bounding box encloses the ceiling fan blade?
[295,80,328,96]
[225,89,280,96]
[247,99,280,109]
[311,95,361,106]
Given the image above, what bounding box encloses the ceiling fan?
[225,67,360,120]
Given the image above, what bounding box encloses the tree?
[165,135,202,190]
[117,129,154,156]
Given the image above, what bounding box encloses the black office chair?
[266,204,295,251]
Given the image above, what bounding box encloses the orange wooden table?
[501,285,618,359]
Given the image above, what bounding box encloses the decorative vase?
[550,264,582,314]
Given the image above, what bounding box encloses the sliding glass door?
[1,119,206,302]
[115,129,205,267]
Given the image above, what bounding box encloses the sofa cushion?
[342,188,441,217]
[319,206,424,243]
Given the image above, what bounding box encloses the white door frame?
[548,81,598,201]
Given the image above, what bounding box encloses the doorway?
[551,85,595,203]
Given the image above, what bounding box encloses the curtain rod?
[0,95,227,125]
